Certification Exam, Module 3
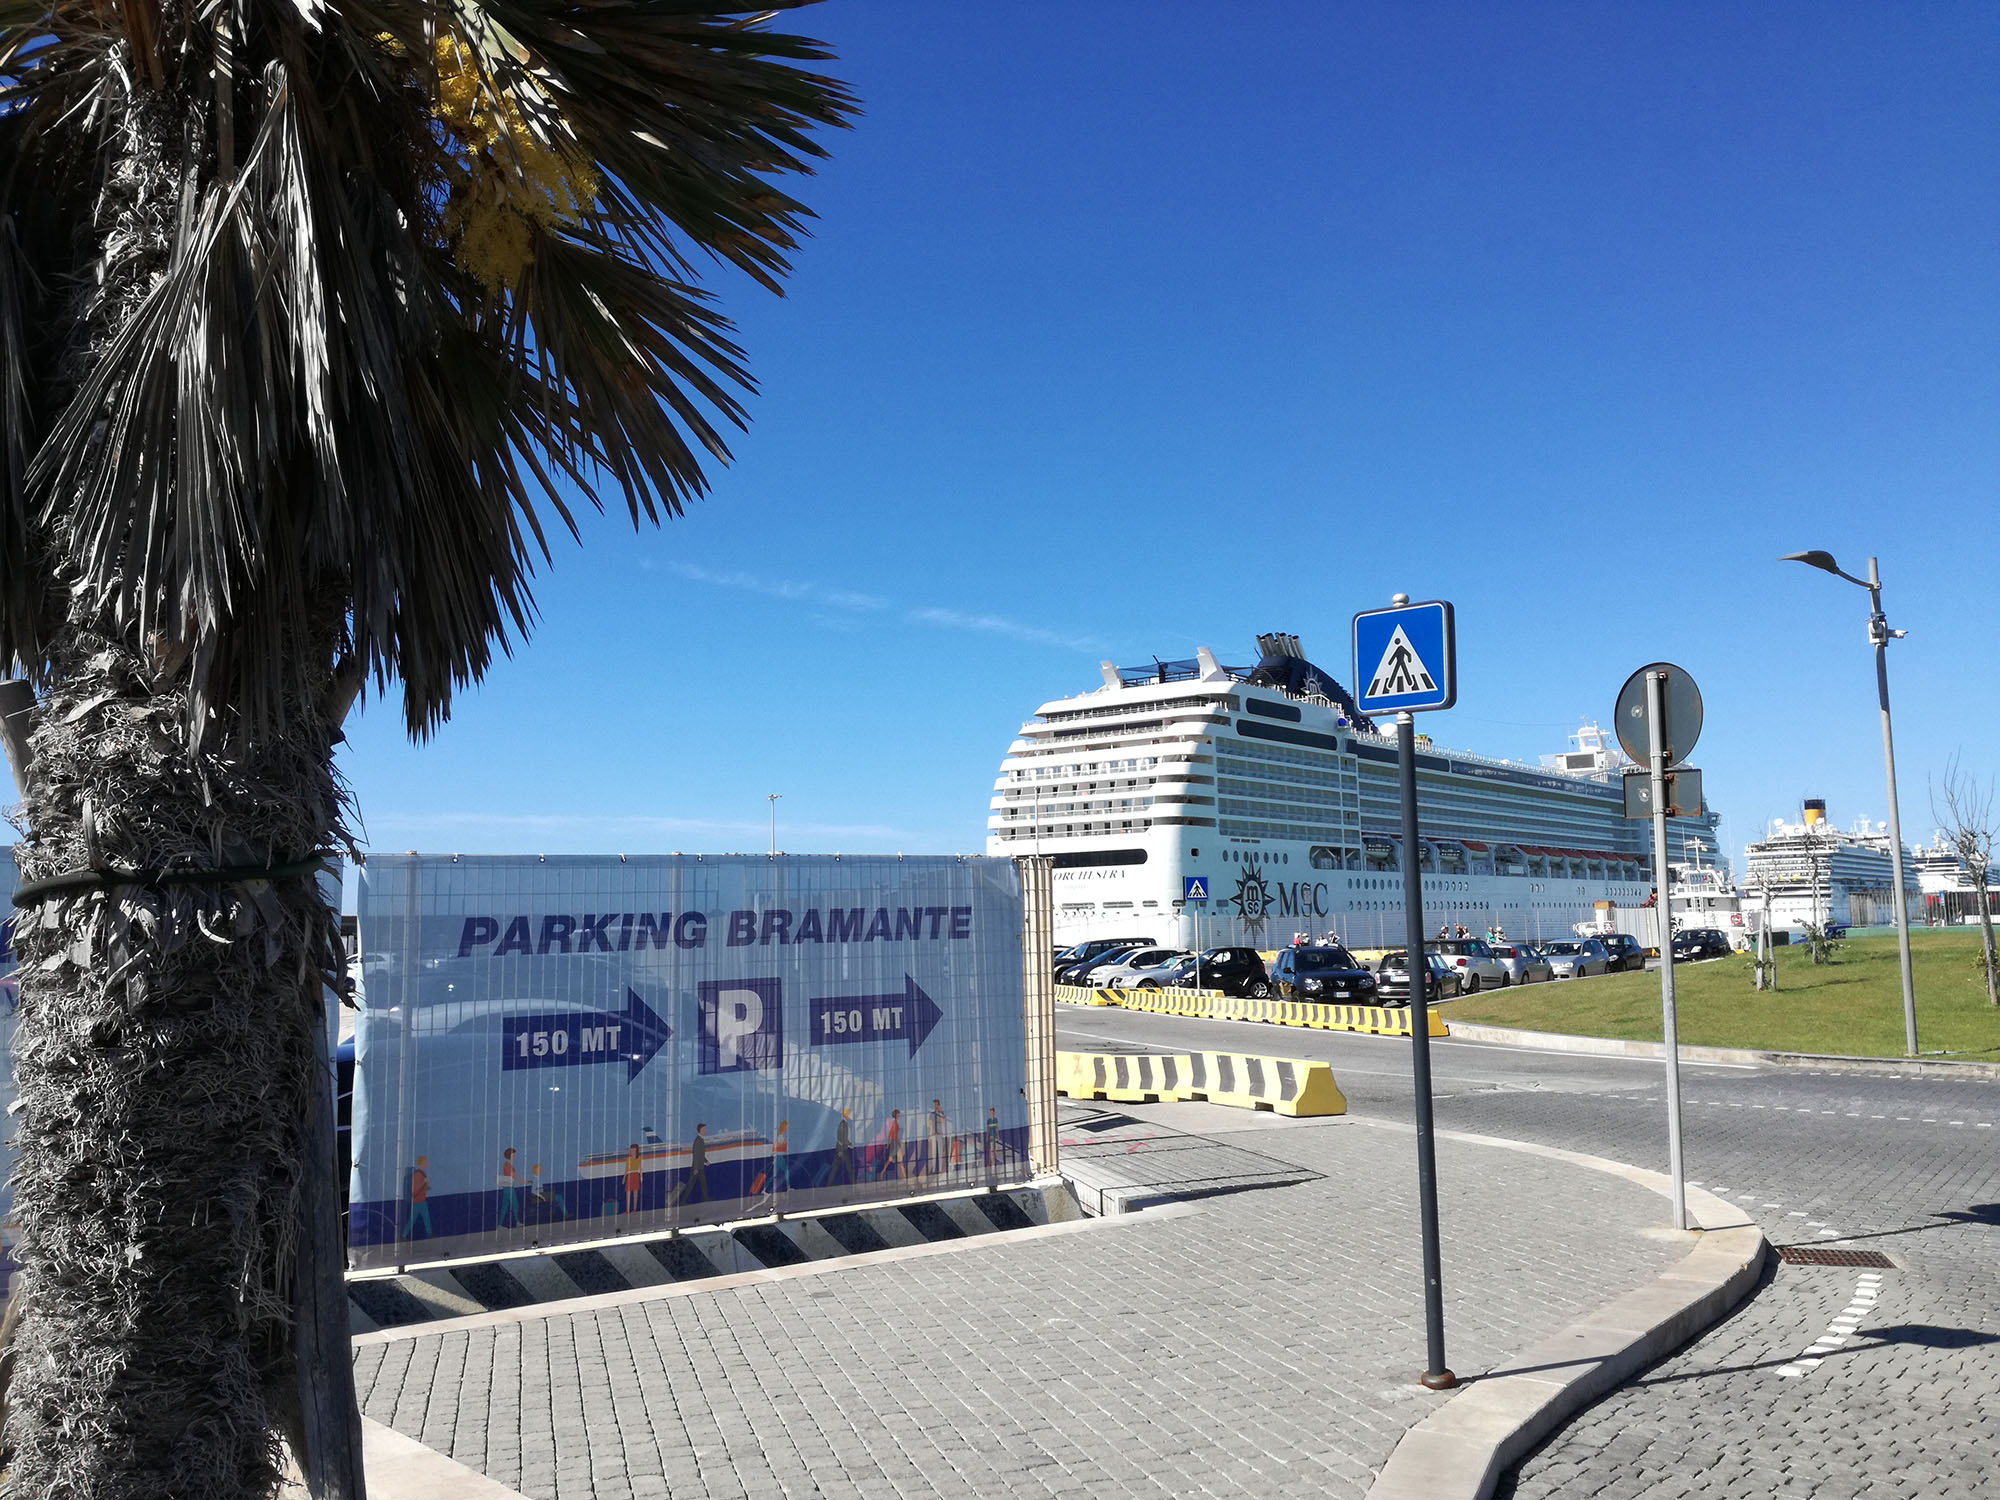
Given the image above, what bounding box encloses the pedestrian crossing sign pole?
[1354,594,1458,1392]
[1181,878,1209,988]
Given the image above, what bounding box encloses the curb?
[1441,1022,2000,1079]
[363,1417,532,1500]
[1358,1122,1767,1500]
[346,1183,1078,1333]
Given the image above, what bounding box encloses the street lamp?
[768,793,781,856]
[1780,551,1918,1055]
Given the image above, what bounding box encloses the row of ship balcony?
[987,824,1654,883]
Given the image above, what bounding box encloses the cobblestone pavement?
[353,1108,1690,1499]
[1058,1009,2000,1499]
[1483,1075,2000,1500]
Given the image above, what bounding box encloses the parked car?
[1430,938,1510,992]
[1108,950,1198,989]
[1373,951,1464,1003]
[1671,928,1733,962]
[1542,938,1614,979]
[1054,940,1154,986]
[1597,933,1648,972]
[1081,947,1186,988]
[1488,942,1552,984]
[1169,946,1273,998]
[1270,945,1380,1003]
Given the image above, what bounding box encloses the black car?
[1053,938,1155,986]
[1169,946,1273,998]
[1671,928,1733,962]
[1373,951,1465,1004]
[1269,945,1380,1003]
[1598,933,1649,972]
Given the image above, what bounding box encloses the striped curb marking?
[346,1184,1072,1333]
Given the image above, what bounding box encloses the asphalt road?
[1055,1003,2000,1498]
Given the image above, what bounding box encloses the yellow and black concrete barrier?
[1055,1049,1346,1117]
[1106,986,1448,1037]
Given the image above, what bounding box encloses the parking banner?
[348,854,1031,1268]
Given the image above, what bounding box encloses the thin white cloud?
[666,561,1103,653]
[367,810,916,844]
[903,606,1100,653]
[666,562,890,614]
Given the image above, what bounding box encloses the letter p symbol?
[697,978,782,1074]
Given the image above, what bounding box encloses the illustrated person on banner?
[528,1164,566,1221]
[497,1147,522,1229]
[831,1108,854,1185]
[881,1108,904,1178]
[772,1120,790,1194]
[927,1099,949,1177]
[676,1124,710,1206]
[406,1157,431,1239]
[985,1107,1001,1175]
[623,1144,643,1214]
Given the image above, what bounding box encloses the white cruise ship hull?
[987,638,1721,951]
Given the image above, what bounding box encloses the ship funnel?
[1256,632,1304,660]
[1803,798,1826,827]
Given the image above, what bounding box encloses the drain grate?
[1779,1247,1894,1268]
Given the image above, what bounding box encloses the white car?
[1081,947,1185,988]
[1541,939,1614,979]
[1430,939,1511,992]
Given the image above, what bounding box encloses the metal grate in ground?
[1777,1246,1895,1268]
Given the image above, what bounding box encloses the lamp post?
[1781,551,1917,1055]
[768,793,781,856]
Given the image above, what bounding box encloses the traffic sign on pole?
[1363,593,1457,1393]
[1353,601,1456,715]
[1615,663,1700,1232]
[1614,661,1702,765]
[1182,876,1210,903]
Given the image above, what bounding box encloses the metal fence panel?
[350,854,1031,1269]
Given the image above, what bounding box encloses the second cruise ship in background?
[988,633,1722,949]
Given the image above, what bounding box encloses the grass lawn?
[1447,929,2000,1060]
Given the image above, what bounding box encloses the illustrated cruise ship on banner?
[987,633,1723,949]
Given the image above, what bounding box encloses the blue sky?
[342,2,1999,872]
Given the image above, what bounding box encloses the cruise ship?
[1908,831,1993,926]
[987,634,1723,949]
[1740,801,1917,930]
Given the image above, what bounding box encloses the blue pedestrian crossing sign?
[1353,600,1456,714]
[1182,876,1210,902]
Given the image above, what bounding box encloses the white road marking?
[1776,1272,1884,1379]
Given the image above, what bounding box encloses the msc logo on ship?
[1231,862,1273,929]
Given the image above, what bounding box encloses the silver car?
[1541,938,1614,979]
[1488,942,1552,984]
[1107,950,1198,990]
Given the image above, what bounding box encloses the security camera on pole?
[1613,662,1703,1233]
[1354,593,1457,1392]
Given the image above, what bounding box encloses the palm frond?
[0,0,857,734]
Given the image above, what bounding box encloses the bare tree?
[1931,754,1998,1005]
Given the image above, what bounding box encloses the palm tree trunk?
[3,614,353,1499]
